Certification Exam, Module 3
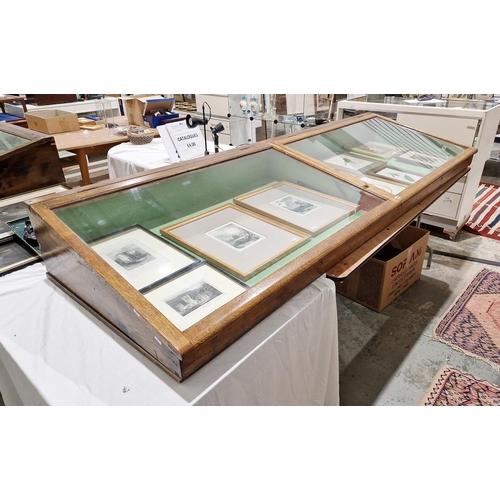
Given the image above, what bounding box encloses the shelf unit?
[193,95,338,147]
[228,94,335,145]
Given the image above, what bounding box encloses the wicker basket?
[127,127,154,145]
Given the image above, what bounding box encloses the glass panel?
[55,148,384,287]
[0,131,30,153]
[353,95,500,111]
[441,99,500,110]
[0,237,38,273]
[287,116,467,194]
[228,94,332,144]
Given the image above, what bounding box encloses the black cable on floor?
[432,249,500,267]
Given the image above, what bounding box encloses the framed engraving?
[233,181,358,234]
[360,176,406,195]
[160,204,310,280]
[395,150,447,169]
[89,225,198,291]
[144,263,247,331]
[323,152,384,173]
[367,165,424,186]
[348,141,402,160]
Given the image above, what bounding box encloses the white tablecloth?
[0,263,339,406]
[108,138,233,179]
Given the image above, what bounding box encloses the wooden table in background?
[51,116,141,185]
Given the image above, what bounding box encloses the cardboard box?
[123,95,161,125]
[123,95,179,127]
[25,109,79,134]
[143,97,179,128]
[336,225,430,312]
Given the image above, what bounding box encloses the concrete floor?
[337,154,500,405]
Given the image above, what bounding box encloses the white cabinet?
[336,97,500,238]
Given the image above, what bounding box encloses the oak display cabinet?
[336,96,500,238]
[27,113,476,381]
[0,121,68,275]
[0,121,65,198]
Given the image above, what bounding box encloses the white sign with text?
[157,121,206,162]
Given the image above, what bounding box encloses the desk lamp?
[210,123,225,153]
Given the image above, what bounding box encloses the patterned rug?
[432,268,500,368]
[464,183,500,240]
[419,365,500,405]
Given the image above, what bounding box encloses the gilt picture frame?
[233,181,359,235]
[160,204,310,280]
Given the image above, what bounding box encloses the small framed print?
[348,141,402,160]
[89,225,198,291]
[160,204,310,280]
[395,150,447,170]
[143,264,247,332]
[233,181,358,235]
[360,176,406,195]
[368,165,424,186]
[324,152,384,173]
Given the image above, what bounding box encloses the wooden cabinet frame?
[336,98,500,238]
[0,122,64,198]
[27,113,476,381]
